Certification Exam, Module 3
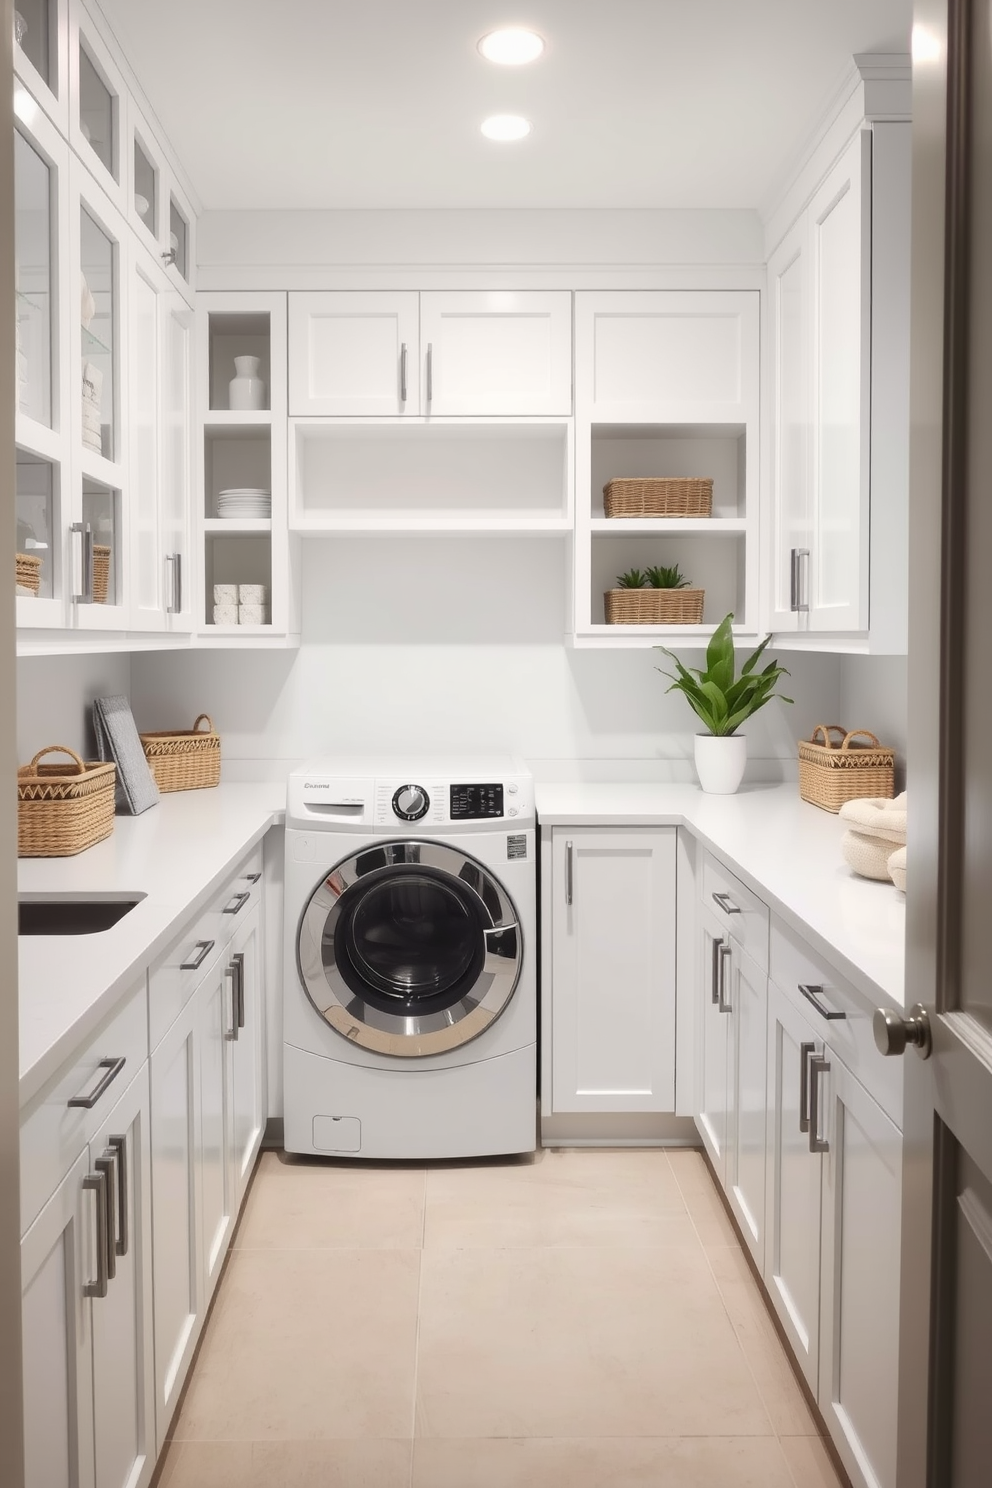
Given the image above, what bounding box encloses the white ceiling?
[97,0,912,213]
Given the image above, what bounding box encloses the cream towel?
[842,828,905,881]
[887,845,907,893]
[839,791,906,843]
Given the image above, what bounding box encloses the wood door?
[228,904,264,1211]
[148,995,201,1448]
[766,215,810,632]
[20,1149,95,1488]
[725,943,768,1268]
[764,979,823,1393]
[90,1066,155,1488]
[550,828,677,1113]
[288,291,418,415]
[198,956,235,1298]
[696,900,731,1182]
[420,291,572,416]
[818,1051,903,1488]
[808,129,871,633]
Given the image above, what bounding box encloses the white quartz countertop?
[19,784,285,1107]
[534,782,905,1011]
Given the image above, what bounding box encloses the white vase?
[694,733,747,795]
[229,355,266,411]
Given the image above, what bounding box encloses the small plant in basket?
[644,563,690,590]
[605,563,704,626]
[616,568,650,588]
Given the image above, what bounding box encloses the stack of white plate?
[216,487,271,519]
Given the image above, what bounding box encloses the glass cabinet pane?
[82,480,119,606]
[80,207,115,461]
[169,196,189,281]
[14,1,53,92]
[78,41,116,179]
[133,137,157,236]
[14,130,52,427]
[16,451,55,600]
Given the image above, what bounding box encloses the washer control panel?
[450,783,504,820]
[288,763,533,831]
[391,783,430,822]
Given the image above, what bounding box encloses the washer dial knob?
[392,783,429,822]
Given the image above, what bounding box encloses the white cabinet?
[767,123,911,646]
[229,904,265,1210]
[21,1064,156,1488]
[288,290,572,417]
[197,951,237,1295]
[547,828,677,1115]
[696,899,732,1177]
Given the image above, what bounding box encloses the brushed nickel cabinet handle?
[68,1056,126,1109]
[95,1152,117,1282]
[712,891,741,916]
[798,983,846,1021]
[108,1133,128,1257]
[426,342,433,403]
[83,1170,109,1299]
[717,942,733,1013]
[232,952,246,1029]
[400,342,408,402]
[223,891,250,916]
[798,1041,815,1134]
[565,840,573,906]
[71,522,94,604]
[808,1055,830,1154]
[180,939,215,971]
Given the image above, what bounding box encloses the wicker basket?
[798,725,896,813]
[604,588,705,625]
[17,745,116,857]
[603,478,714,519]
[16,552,41,595]
[93,544,111,604]
[139,713,221,792]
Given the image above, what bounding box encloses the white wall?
[130,539,840,782]
[16,653,131,763]
[838,654,909,784]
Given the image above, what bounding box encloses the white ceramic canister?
[693,733,747,795]
[228,355,266,411]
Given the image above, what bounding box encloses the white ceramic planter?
[694,733,747,794]
[229,355,266,411]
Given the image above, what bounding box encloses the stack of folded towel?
[839,793,906,892]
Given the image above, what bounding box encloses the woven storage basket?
[16,553,41,594]
[604,588,705,625]
[798,725,896,813]
[17,745,116,857]
[603,478,713,519]
[93,544,111,604]
[139,713,221,792]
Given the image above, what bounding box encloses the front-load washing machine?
[283,756,537,1159]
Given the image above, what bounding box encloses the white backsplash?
[16,653,132,765]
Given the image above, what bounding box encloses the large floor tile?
[411,1436,797,1487]
[713,1273,820,1436]
[669,1155,743,1250]
[171,1248,420,1440]
[234,1151,426,1250]
[416,1245,771,1439]
[156,1438,413,1487]
[425,1147,695,1248]
[780,1434,848,1488]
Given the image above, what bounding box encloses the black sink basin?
[18,894,146,936]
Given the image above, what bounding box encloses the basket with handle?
[138,713,221,792]
[17,745,116,856]
[16,552,42,595]
[603,478,713,519]
[798,724,895,813]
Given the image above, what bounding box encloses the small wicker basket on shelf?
[139,713,221,792]
[17,745,116,857]
[15,553,41,595]
[603,478,713,519]
[798,725,895,813]
[93,544,111,604]
[604,588,705,625]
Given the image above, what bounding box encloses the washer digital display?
[450,783,504,819]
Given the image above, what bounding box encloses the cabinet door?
[764,981,822,1391]
[808,130,871,633]
[696,902,731,1181]
[818,1051,902,1488]
[228,904,264,1211]
[420,291,572,415]
[90,1066,156,1488]
[149,994,201,1447]
[128,247,167,631]
[767,216,810,633]
[21,1150,96,1488]
[159,285,194,632]
[288,291,419,415]
[725,945,768,1268]
[199,955,236,1298]
[550,829,676,1113]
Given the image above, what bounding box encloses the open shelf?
[203,427,271,519]
[208,311,271,412]
[589,517,746,536]
[203,532,272,629]
[589,531,747,630]
[204,518,272,535]
[589,423,747,521]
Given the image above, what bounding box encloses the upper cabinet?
[288,290,572,418]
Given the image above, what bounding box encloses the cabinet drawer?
[20,980,148,1235]
[148,846,263,1050]
[700,852,769,970]
[769,917,902,1128]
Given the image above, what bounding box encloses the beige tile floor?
[154,1147,847,1488]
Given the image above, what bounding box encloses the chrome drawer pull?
[710,936,723,1005]
[799,1042,815,1133]
[108,1133,128,1257]
[223,891,250,916]
[68,1056,126,1109]
[717,942,733,1013]
[95,1151,117,1282]
[712,891,741,916]
[400,342,408,402]
[244,872,261,884]
[83,1170,109,1298]
[180,939,215,971]
[565,841,573,906]
[798,983,846,1021]
[232,952,246,1029]
[808,1054,830,1153]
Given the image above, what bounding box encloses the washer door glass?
[297,841,522,1058]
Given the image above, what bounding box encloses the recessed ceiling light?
[478,28,545,65]
[481,114,532,142]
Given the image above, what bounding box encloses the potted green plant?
[656,613,793,793]
[604,562,705,625]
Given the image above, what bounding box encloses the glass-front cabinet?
[13,0,67,133]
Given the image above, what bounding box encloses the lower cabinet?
[229,905,265,1211]
[696,900,732,1176]
[21,1065,156,1488]
[548,827,677,1114]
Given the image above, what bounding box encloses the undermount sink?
[18,893,146,936]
